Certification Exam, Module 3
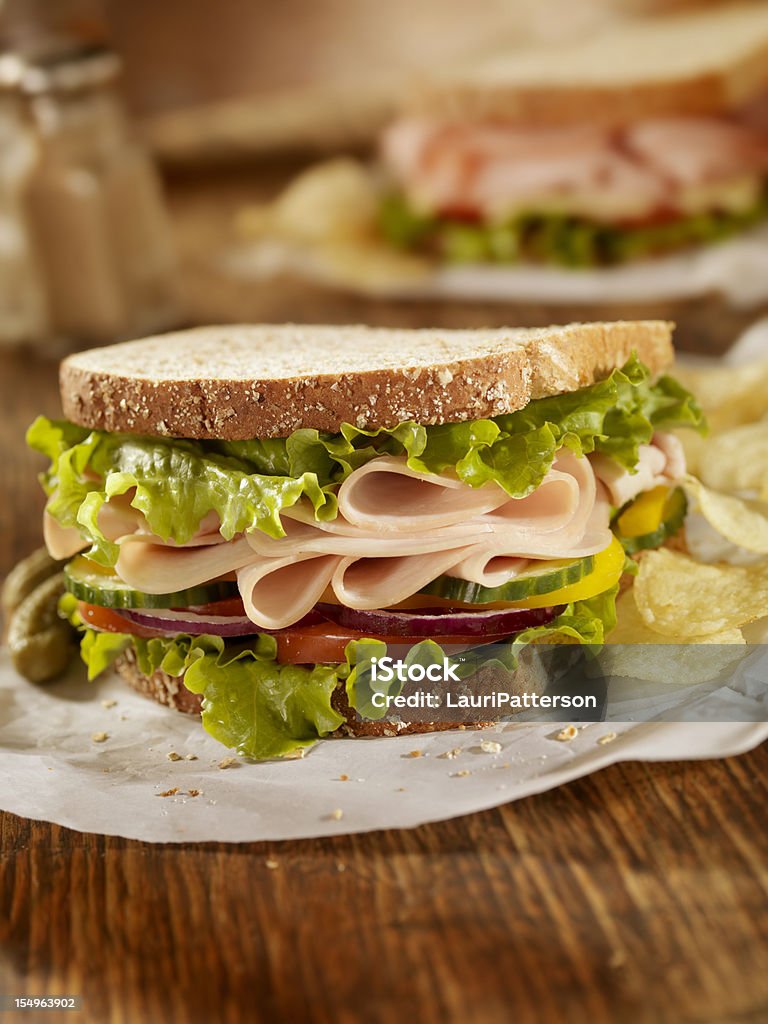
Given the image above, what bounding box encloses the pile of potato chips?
[609,356,768,676]
[234,158,430,291]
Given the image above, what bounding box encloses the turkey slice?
[237,554,340,630]
[116,535,255,594]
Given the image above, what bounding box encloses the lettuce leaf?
[69,585,616,760]
[379,189,768,267]
[29,358,704,566]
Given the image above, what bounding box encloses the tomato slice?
[79,603,519,665]
[78,602,173,639]
[273,623,515,665]
[185,597,247,617]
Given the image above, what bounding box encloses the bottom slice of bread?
[114,647,478,739]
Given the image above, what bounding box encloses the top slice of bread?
[60,320,673,440]
[407,3,768,126]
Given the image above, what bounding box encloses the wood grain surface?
[1,197,767,1024]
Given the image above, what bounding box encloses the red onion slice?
[314,602,561,638]
[116,607,325,637]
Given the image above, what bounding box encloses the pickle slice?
[63,556,239,609]
[419,554,595,605]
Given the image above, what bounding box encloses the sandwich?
[27,321,704,760]
[379,4,768,268]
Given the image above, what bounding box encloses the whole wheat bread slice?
[408,3,768,125]
[60,320,673,440]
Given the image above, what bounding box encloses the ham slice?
[44,437,684,630]
[233,449,612,620]
[44,514,87,560]
[591,432,684,507]
[238,555,339,630]
[43,492,146,559]
[116,535,255,594]
[382,112,768,222]
[336,455,509,530]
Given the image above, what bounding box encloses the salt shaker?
[0,55,48,345]
[22,48,179,343]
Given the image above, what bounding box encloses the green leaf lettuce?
[29,357,704,567]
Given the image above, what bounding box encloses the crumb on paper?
[156,788,179,798]
[555,725,579,742]
[186,789,202,798]
[166,751,183,762]
[598,732,618,746]
[480,739,502,755]
[283,747,306,760]
[330,808,344,821]
[265,858,279,870]
[405,749,423,759]
[452,769,472,778]
[396,787,406,792]
[338,773,350,782]
[101,699,117,709]
[218,757,239,770]
[440,747,462,760]
[91,732,108,744]
[185,753,198,761]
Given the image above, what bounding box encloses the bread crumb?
[440,748,462,760]
[555,725,579,742]
[218,757,239,769]
[330,808,344,820]
[453,769,472,778]
[405,749,423,759]
[101,699,117,709]
[157,788,179,798]
[166,751,183,762]
[265,858,279,870]
[598,732,618,746]
[396,787,406,792]
[187,789,202,798]
[283,747,306,760]
[480,739,502,754]
[338,773,350,781]
[91,732,108,743]
[185,753,198,761]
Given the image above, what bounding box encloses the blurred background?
[0,0,764,352]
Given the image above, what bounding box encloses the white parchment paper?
[225,225,768,308]
[1,647,766,843]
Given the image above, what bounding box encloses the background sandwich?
[380,4,768,268]
[28,321,703,759]
[231,5,768,355]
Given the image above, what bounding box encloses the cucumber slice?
[615,486,687,555]
[64,556,239,609]
[419,554,595,605]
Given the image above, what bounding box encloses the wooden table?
[1,204,767,1024]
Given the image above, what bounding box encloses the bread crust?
[60,321,673,440]
[407,4,768,126]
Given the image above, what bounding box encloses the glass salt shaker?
[22,47,179,344]
[0,55,48,345]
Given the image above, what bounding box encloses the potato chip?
[608,590,745,645]
[597,591,746,684]
[684,476,768,553]
[271,158,379,243]
[697,422,768,495]
[634,548,768,636]
[673,360,768,433]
